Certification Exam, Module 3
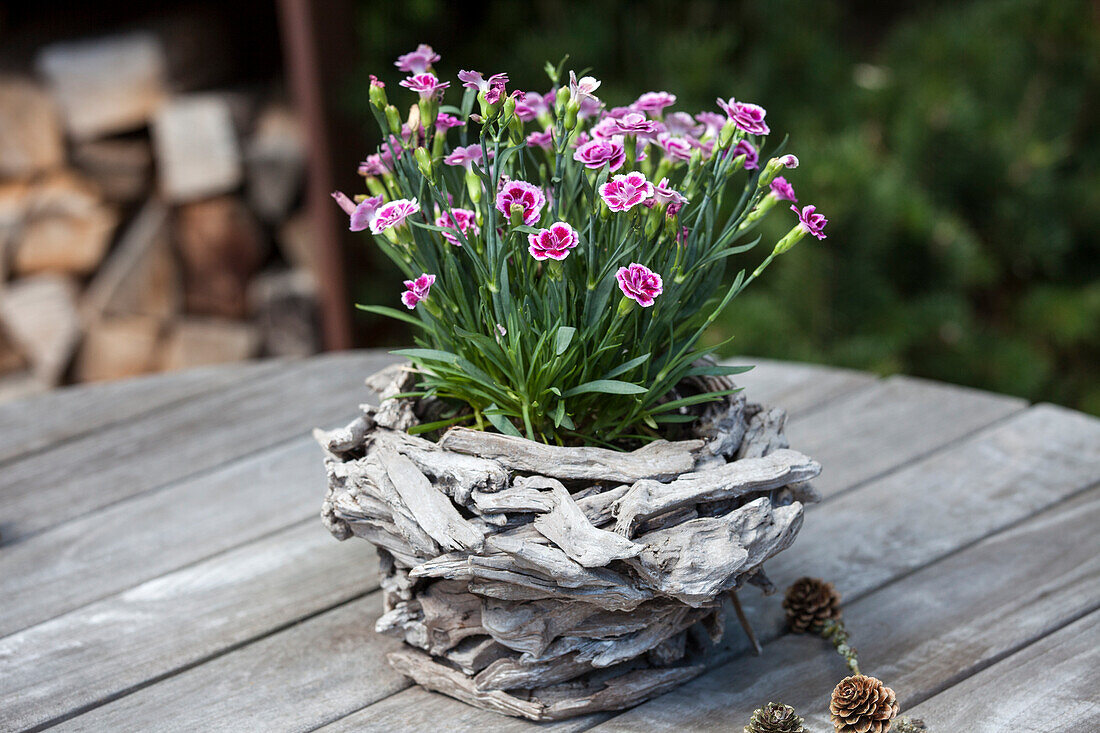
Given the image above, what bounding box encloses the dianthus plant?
[335,49,826,447]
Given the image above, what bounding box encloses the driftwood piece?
[612,448,820,537]
[320,361,817,720]
[439,427,702,482]
[533,482,643,567]
[379,452,484,552]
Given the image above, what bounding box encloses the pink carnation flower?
[401,273,435,309]
[633,91,677,115]
[792,204,827,239]
[778,154,799,168]
[515,91,550,121]
[458,70,509,104]
[526,128,554,150]
[695,111,726,138]
[716,98,770,135]
[495,180,546,226]
[435,112,464,129]
[443,144,486,169]
[573,135,626,171]
[599,171,654,213]
[527,221,579,261]
[435,207,479,246]
[370,198,420,234]
[616,263,663,307]
[400,73,449,100]
[608,111,660,137]
[568,71,601,105]
[732,139,759,170]
[589,116,622,140]
[653,177,688,211]
[394,44,440,74]
[657,134,694,162]
[664,111,703,137]
[332,191,385,232]
[358,154,388,176]
[770,176,797,203]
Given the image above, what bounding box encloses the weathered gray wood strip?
[904,610,1100,732]
[0,522,380,732]
[48,593,409,733]
[727,357,877,417]
[0,436,324,636]
[587,485,1100,731]
[0,359,283,465]
[0,351,400,544]
[782,374,1026,498]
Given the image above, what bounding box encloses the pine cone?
[892,718,927,732]
[783,577,842,633]
[744,702,805,733]
[830,675,900,733]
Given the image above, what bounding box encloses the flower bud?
[773,226,807,255]
[414,147,434,181]
[509,203,525,227]
[759,154,797,187]
[555,86,570,114]
[365,177,386,198]
[718,119,739,148]
[369,80,388,109]
[502,93,517,121]
[384,105,403,136]
[465,168,482,204]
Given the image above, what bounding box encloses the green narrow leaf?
[564,379,648,397]
[392,348,459,364]
[408,414,473,435]
[603,353,651,379]
[554,326,577,356]
[684,364,755,377]
[484,405,523,437]
[355,304,429,330]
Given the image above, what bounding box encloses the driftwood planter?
[316,363,821,720]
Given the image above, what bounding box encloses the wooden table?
[2,352,1098,732]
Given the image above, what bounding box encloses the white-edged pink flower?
[778,154,799,168]
[332,191,385,232]
[443,144,486,169]
[589,116,621,140]
[573,135,626,171]
[435,207,479,246]
[616,263,663,307]
[695,111,726,138]
[792,204,827,239]
[732,139,759,170]
[370,198,420,234]
[599,171,654,213]
[435,112,465,129]
[657,134,693,162]
[458,70,509,103]
[568,71,601,105]
[400,73,449,100]
[401,273,435,309]
[633,91,676,115]
[515,91,550,121]
[608,111,660,137]
[526,128,554,150]
[527,221,579,261]
[664,111,703,137]
[770,176,797,203]
[358,152,390,176]
[653,177,688,209]
[495,180,546,226]
[716,98,770,135]
[394,44,440,74]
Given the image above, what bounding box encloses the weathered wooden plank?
[0,351,401,544]
[0,521,380,732]
[0,359,280,465]
[0,436,321,636]
[904,611,1100,731]
[782,375,1026,498]
[588,484,1100,731]
[728,357,876,416]
[48,593,409,733]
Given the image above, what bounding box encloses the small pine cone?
[892,718,927,732]
[744,702,805,733]
[830,675,900,733]
[783,577,842,633]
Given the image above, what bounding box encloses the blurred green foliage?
[350,0,1100,414]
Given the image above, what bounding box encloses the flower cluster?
[333,43,825,444]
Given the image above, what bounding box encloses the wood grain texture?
[0,351,400,544]
[904,610,1100,731]
[0,358,279,465]
[48,593,410,733]
[0,522,380,732]
[782,374,1026,498]
[727,357,876,416]
[588,485,1100,731]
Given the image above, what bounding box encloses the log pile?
[316,364,822,720]
[0,30,320,401]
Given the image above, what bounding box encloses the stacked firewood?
[316,364,822,720]
[0,32,320,402]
